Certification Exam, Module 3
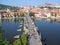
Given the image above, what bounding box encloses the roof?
[52,9,60,16]
[31,8,51,14]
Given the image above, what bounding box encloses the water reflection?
[0,18,24,43]
[46,18,60,23]
[1,18,23,23]
[34,18,60,45]
[0,19,2,30]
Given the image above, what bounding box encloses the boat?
[19,25,22,27]
[17,29,21,31]
[14,35,20,38]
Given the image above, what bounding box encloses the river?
[0,18,60,45]
[34,19,60,45]
[0,18,24,43]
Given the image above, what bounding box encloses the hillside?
[0,4,19,11]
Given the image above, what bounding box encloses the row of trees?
[0,27,12,45]
[0,31,28,45]
[29,12,36,21]
[13,33,28,45]
[29,12,35,17]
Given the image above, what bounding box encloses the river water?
[0,18,24,43]
[0,18,60,45]
[34,19,60,45]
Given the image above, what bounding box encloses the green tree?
[3,39,10,45]
[13,39,21,45]
[0,30,3,45]
[0,33,3,45]
[29,12,35,17]
[21,33,27,45]
[20,14,25,17]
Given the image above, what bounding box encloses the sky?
[0,0,60,6]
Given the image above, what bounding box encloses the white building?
[45,13,51,18]
[56,14,60,19]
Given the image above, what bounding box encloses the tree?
[29,12,35,17]
[21,33,27,45]
[0,33,3,45]
[3,39,10,45]
[13,39,21,45]
[20,14,25,17]
[0,30,4,45]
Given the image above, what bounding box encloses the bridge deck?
[24,13,42,45]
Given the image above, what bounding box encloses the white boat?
[20,21,23,24]
[17,29,21,31]
[19,25,22,27]
[14,35,20,38]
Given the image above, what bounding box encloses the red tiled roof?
[41,13,47,17]
[41,8,51,13]
[45,3,53,7]
[55,12,60,16]
[17,9,25,14]
[31,8,51,14]
[31,8,42,13]
[52,9,60,16]
[24,6,30,10]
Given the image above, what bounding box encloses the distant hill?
[0,4,19,11]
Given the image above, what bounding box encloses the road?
[26,13,42,45]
